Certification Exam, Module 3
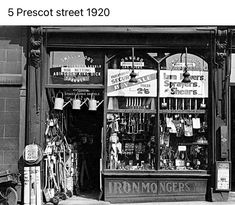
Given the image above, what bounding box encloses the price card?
[178,145,186,152]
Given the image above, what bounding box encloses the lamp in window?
[129,47,138,83]
[182,47,191,83]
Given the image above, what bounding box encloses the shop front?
[104,48,210,203]
[26,26,231,204]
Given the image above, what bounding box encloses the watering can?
[88,94,104,111]
[72,94,88,110]
[54,92,71,110]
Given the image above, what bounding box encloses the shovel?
[43,158,51,203]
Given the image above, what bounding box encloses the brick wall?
[0,87,20,172]
[0,27,27,173]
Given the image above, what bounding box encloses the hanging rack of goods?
[42,112,75,205]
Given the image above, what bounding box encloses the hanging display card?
[192,117,201,129]
[107,69,157,97]
[215,161,230,191]
[159,70,208,98]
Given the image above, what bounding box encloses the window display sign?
[159,70,208,98]
[215,161,230,191]
[49,51,103,84]
[107,69,157,97]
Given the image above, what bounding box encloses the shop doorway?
[45,89,103,200]
[66,105,103,194]
[231,86,235,191]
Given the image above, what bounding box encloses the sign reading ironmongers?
[105,178,207,201]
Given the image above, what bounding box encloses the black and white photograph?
[0,1,235,205]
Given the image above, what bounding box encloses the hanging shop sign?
[159,70,208,98]
[215,161,231,191]
[49,51,103,84]
[107,69,157,97]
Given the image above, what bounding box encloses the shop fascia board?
[42,26,218,34]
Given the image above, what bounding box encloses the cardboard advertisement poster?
[159,70,208,98]
[216,161,230,191]
[107,69,157,97]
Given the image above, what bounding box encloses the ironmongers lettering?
[108,181,193,195]
[159,182,191,193]
[109,181,158,194]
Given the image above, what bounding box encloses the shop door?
[65,93,103,194]
[231,86,235,191]
[45,88,103,199]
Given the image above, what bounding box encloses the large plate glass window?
[106,49,158,171]
[159,52,209,170]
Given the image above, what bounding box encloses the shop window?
[105,50,209,171]
[106,50,158,171]
[159,53,209,170]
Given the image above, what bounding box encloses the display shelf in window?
[160,98,207,111]
[107,97,156,111]
[108,109,157,114]
[159,110,206,114]
[106,112,157,171]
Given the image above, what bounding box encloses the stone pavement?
[58,197,235,205]
[113,202,235,205]
[57,191,235,205]
[58,196,109,205]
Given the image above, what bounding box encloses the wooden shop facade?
[25,26,233,203]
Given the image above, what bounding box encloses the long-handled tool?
[43,157,51,203]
